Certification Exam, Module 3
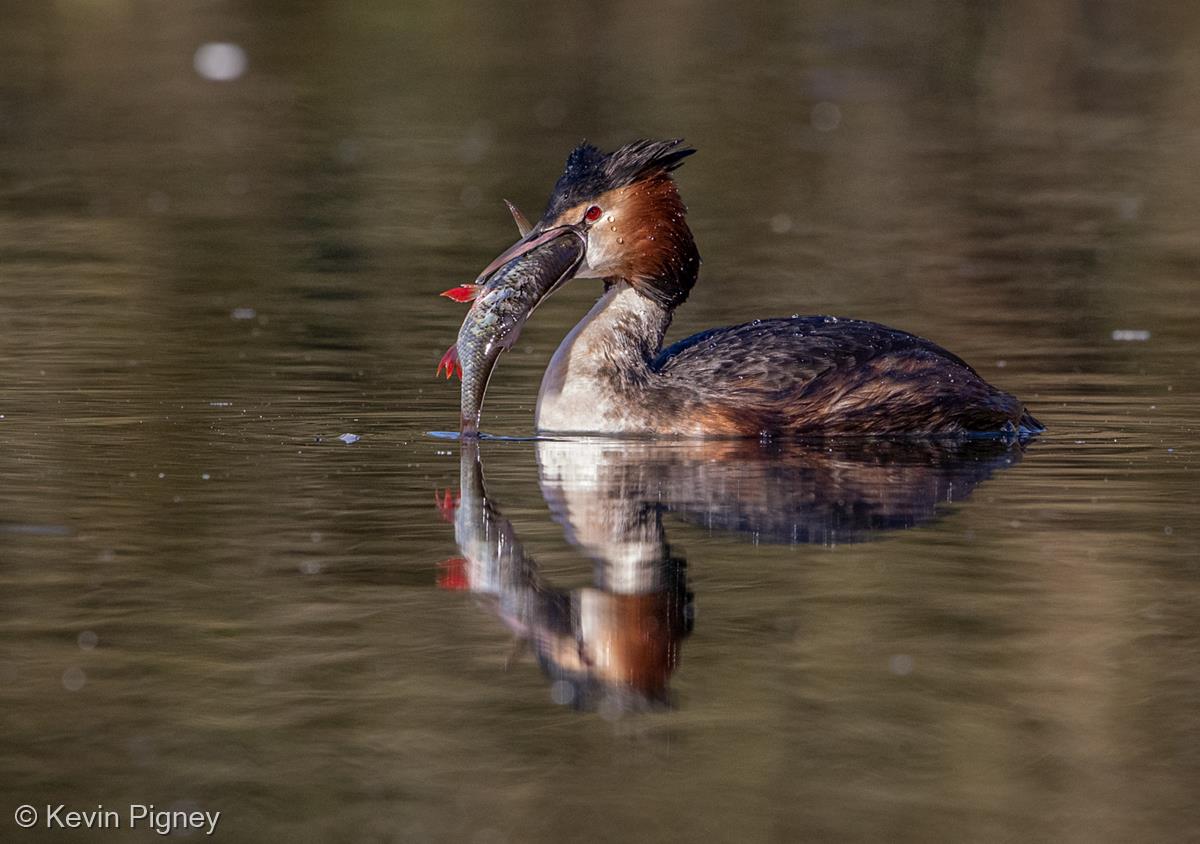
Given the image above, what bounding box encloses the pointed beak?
[473,224,584,286]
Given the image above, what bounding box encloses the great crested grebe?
[455,138,1042,437]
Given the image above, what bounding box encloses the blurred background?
[1,1,1198,841]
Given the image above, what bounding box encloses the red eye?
[584,205,603,223]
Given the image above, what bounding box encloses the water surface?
[2,3,1198,841]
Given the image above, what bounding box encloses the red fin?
[435,488,459,523]
[436,345,462,380]
[437,557,470,590]
[440,284,479,303]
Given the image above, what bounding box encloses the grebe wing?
[649,316,1034,434]
[654,316,973,394]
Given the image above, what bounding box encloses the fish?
[438,228,585,436]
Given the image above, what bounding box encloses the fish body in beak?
[453,227,585,436]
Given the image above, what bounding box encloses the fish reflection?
[440,437,1027,712]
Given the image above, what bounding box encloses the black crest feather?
[543,138,695,220]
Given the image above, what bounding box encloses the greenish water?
[2,2,1198,842]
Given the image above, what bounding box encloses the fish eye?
[584,205,603,223]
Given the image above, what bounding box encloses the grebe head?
[475,139,701,311]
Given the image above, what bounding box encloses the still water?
[2,2,1198,841]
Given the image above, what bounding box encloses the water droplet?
[194,42,247,81]
[147,192,170,214]
[62,667,86,691]
[550,680,576,705]
[811,101,841,132]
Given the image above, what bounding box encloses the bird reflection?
[439,437,1028,713]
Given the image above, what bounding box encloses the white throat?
[535,283,668,434]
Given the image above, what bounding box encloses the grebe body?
[536,282,1037,436]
